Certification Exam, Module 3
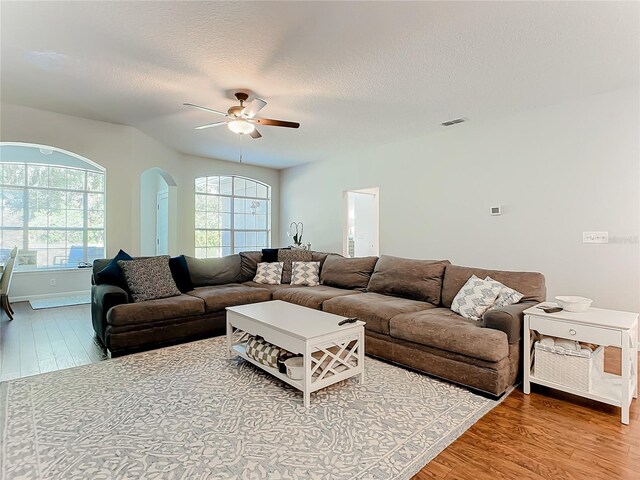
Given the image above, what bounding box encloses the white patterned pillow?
[451,275,501,321]
[253,262,284,285]
[485,276,524,307]
[290,261,320,286]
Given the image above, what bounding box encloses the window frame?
[194,175,271,258]
[0,143,106,271]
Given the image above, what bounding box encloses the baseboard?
[11,290,90,303]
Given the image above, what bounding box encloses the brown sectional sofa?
[91,252,545,397]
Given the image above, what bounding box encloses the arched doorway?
[140,168,177,256]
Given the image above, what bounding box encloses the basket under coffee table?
[226,300,366,407]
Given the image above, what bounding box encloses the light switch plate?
[583,231,608,244]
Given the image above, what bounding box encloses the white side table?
[523,304,638,424]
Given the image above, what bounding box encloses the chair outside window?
[0,247,18,320]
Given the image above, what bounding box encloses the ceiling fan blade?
[183,103,227,116]
[253,118,300,128]
[243,98,267,118]
[195,121,227,130]
[249,128,262,139]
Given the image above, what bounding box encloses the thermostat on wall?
[490,206,502,216]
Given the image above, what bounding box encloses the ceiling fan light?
[227,120,255,135]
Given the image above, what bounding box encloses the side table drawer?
[529,315,621,347]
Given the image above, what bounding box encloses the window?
[0,159,105,269]
[195,175,271,258]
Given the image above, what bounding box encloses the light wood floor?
[1,302,638,479]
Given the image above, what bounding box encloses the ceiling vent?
[441,118,467,127]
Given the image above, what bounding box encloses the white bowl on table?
[284,357,304,380]
[555,296,593,313]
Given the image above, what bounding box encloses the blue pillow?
[169,255,194,293]
[95,249,133,290]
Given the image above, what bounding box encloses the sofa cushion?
[366,255,450,304]
[169,255,194,293]
[118,256,181,303]
[278,249,313,283]
[94,249,133,290]
[107,294,205,326]
[187,284,272,313]
[272,285,360,310]
[239,251,262,282]
[441,264,545,308]
[389,308,509,363]
[311,251,332,269]
[242,281,299,292]
[185,254,242,287]
[320,255,378,291]
[323,292,435,335]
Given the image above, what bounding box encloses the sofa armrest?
[482,301,538,344]
[91,284,129,344]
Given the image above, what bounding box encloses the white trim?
[14,268,93,276]
[0,141,105,172]
[11,289,90,303]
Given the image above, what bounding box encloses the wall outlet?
[49,279,56,286]
[583,231,608,244]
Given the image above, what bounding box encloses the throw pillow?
[290,261,321,286]
[117,256,181,303]
[253,262,284,285]
[320,255,378,291]
[451,275,501,321]
[278,248,313,284]
[261,248,281,263]
[169,255,194,293]
[94,249,133,290]
[485,276,524,307]
[184,255,241,287]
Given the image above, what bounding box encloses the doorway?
[344,188,379,257]
[140,167,177,256]
[156,191,169,255]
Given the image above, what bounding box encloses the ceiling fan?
[184,92,300,139]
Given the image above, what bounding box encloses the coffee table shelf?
[232,343,303,390]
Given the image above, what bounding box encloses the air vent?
[441,118,467,127]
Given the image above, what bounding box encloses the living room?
[0,2,638,479]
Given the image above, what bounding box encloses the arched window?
[0,144,105,269]
[195,175,271,258]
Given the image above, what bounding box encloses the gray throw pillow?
[278,249,313,284]
[320,255,378,291]
[184,254,241,287]
[117,256,181,303]
[367,255,450,304]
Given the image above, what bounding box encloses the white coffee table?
[226,300,366,407]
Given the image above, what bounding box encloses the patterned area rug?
[29,294,91,310]
[1,337,504,480]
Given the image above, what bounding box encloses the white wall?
[281,87,640,313]
[0,103,280,299]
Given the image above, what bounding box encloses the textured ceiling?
[1,1,638,169]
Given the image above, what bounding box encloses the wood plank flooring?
[0,301,106,381]
[0,302,638,479]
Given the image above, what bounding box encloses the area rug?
[0,336,505,480]
[29,294,91,310]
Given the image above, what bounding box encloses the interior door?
[156,191,169,255]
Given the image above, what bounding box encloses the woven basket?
[534,342,604,391]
